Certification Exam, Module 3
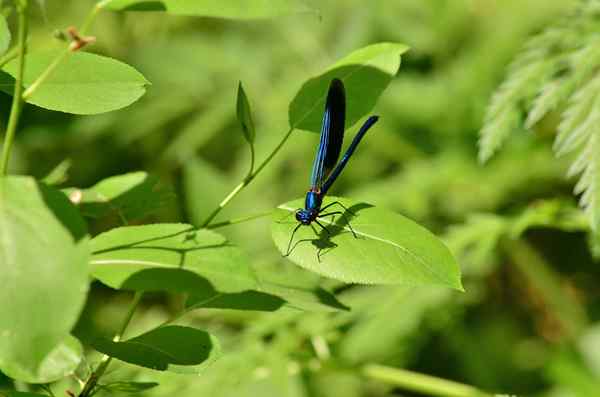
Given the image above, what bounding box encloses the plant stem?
[21,2,102,101]
[201,127,294,227]
[78,292,142,397]
[207,210,272,229]
[0,46,21,69]
[362,364,493,397]
[248,143,255,176]
[0,2,28,175]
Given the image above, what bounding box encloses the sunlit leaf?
[289,42,409,132]
[102,0,316,19]
[64,172,171,221]
[271,196,462,289]
[0,51,149,114]
[90,223,258,293]
[1,335,83,384]
[0,14,9,56]
[90,326,220,373]
[0,177,89,382]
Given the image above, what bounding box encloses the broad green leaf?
[185,282,348,312]
[0,51,149,114]
[271,196,462,289]
[0,176,89,382]
[7,393,50,397]
[0,14,9,56]
[2,335,83,384]
[90,223,258,293]
[65,172,171,221]
[102,0,315,19]
[99,381,159,393]
[236,81,255,144]
[90,325,220,373]
[289,43,409,132]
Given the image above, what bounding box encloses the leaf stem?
[78,291,142,397]
[201,127,294,227]
[363,364,493,397]
[0,45,22,69]
[248,143,255,176]
[207,210,272,229]
[0,1,28,175]
[21,2,102,101]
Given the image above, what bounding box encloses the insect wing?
[309,78,346,190]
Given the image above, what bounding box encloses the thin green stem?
[363,364,493,397]
[248,144,255,176]
[207,210,272,230]
[78,292,142,397]
[21,49,69,100]
[0,46,21,69]
[21,2,102,101]
[201,127,294,227]
[0,2,28,175]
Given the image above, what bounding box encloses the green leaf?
[101,0,315,19]
[99,381,159,393]
[236,81,255,144]
[65,172,171,221]
[185,282,348,312]
[42,159,72,186]
[90,325,220,373]
[2,335,83,384]
[271,196,462,289]
[7,393,51,397]
[0,51,149,114]
[288,43,409,132]
[555,75,600,235]
[0,14,9,56]
[90,223,258,293]
[0,176,89,383]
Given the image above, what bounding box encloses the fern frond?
[477,19,576,162]
[557,75,600,231]
[479,0,600,235]
[478,59,557,162]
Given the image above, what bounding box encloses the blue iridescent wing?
[309,78,346,190]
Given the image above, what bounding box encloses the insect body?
[286,78,379,255]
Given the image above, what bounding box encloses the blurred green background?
[5,0,600,396]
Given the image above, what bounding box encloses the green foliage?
[0,176,88,383]
[7,393,49,397]
[64,172,170,221]
[0,14,9,56]
[272,197,462,289]
[91,326,220,373]
[102,0,316,19]
[0,51,149,114]
[236,82,256,146]
[289,43,409,132]
[90,224,258,293]
[479,0,600,235]
[2,1,599,397]
[98,381,159,394]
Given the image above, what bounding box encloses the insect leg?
[320,201,355,216]
[284,223,303,257]
[319,211,358,239]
